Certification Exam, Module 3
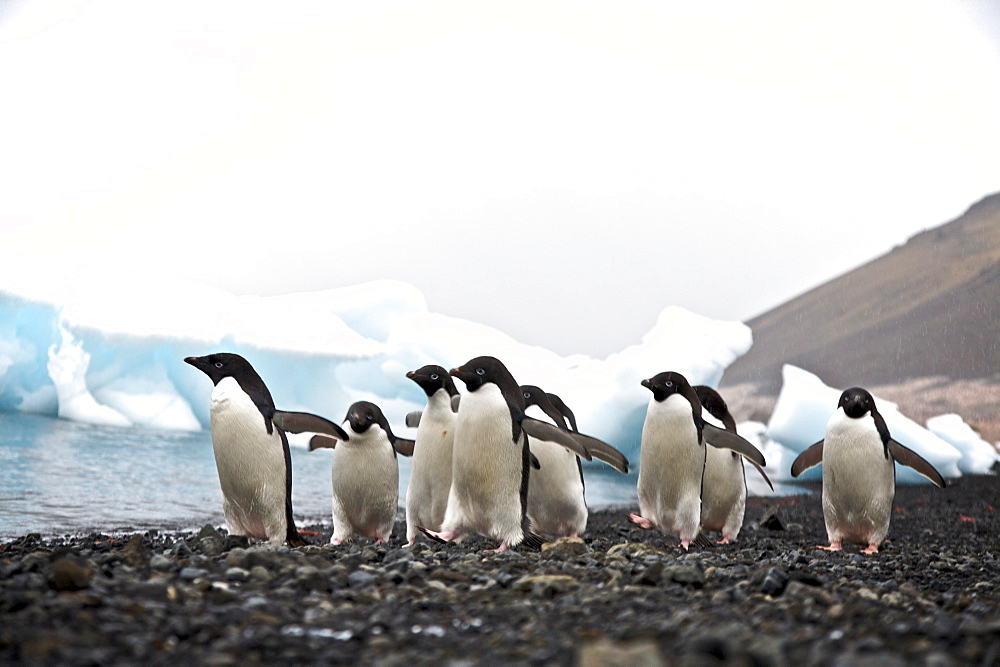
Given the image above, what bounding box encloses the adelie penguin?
[522,385,588,539]
[695,385,773,544]
[403,364,459,546]
[309,400,414,545]
[421,355,628,551]
[185,353,349,546]
[790,387,946,554]
[629,371,766,550]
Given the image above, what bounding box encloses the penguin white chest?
[330,428,399,542]
[821,410,895,546]
[208,377,287,541]
[637,394,704,539]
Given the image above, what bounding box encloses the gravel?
[2,475,998,665]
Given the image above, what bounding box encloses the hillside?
[721,192,1000,441]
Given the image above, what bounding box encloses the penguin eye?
[214,362,223,369]
[430,373,439,381]
[476,368,485,376]
[523,392,531,399]
[665,381,673,388]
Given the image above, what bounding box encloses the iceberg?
[0,267,750,464]
[926,413,999,475]
[766,365,964,484]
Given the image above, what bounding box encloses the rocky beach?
[2,474,998,666]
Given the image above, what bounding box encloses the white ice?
[1,265,993,487]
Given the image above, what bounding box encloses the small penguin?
[403,364,460,546]
[790,387,946,553]
[309,400,415,545]
[629,371,766,549]
[184,353,349,546]
[522,385,588,539]
[695,385,773,544]
[421,355,628,551]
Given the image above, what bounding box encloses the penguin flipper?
[887,439,947,488]
[790,440,824,477]
[749,460,775,491]
[308,435,339,451]
[702,423,766,467]
[568,432,630,474]
[273,410,350,441]
[392,437,416,457]
[405,411,422,428]
[520,417,593,461]
[451,394,461,413]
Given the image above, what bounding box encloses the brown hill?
[720,192,1000,442]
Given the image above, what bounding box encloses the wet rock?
[759,505,785,531]
[757,566,789,597]
[577,638,664,666]
[122,535,151,568]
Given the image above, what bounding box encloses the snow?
[0,266,993,486]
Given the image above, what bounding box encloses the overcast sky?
[2,1,999,358]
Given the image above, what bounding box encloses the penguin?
[629,371,766,549]
[403,364,460,546]
[309,400,415,545]
[790,387,946,553]
[184,353,349,546]
[421,355,628,551]
[695,385,773,544]
[522,385,588,539]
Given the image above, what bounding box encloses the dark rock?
[759,566,789,597]
[759,505,785,531]
[122,535,151,568]
[47,556,93,591]
[347,570,377,589]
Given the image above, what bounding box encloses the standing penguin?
[309,400,415,545]
[422,356,627,551]
[695,385,773,544]
[522,385,588,539]
[629,371,766,549]
[403,364,459,546]
[790,387,946,553]
[184,353,349,546]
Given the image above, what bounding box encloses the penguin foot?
[861,545,879,554]
[628,513,655,530]
[716,538,732,545]
[328,538,344,546]
[817,543,842,552]
[485,542,510,553]
[679,540,691,551]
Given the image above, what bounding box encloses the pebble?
[1,475,997,665]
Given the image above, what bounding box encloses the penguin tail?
[521,530,547,551]
[693,532,714,549]
[285,525,307,548]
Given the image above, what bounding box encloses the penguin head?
[344,401,389,436]
[641,371,691,403]
[839,387,875,419]
[520,384,568,428]
[406,364,459,398]
[184,353,258,386]
[450,356,515,394]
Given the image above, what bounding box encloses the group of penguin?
[184,352,947,556]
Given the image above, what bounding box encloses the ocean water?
[0,411,640,540]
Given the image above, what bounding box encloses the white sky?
[2,0,999,357]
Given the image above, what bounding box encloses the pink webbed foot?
[817,542,842,552]
[861,544,880,554]
[485,542,510,553]
[418,526,458,543]
[328,538,344,546]
[628,513,655,530]
[679,540,691,551]
[716,537,732,545]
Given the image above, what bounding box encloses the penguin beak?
[406,370,415,379]
[641,378,653,390]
